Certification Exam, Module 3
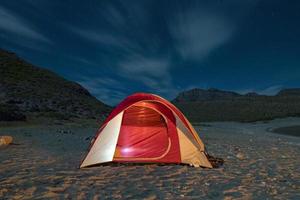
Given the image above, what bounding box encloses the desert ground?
[0,118,299,199]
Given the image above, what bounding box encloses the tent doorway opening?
[114,103,170,160]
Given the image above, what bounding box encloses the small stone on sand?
[236,152,245,160]
[0,136,13,146]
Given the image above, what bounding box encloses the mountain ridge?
[173,88,241,102]
[173,87,300,102]
[173,87,300,122]
[0,49,111,121]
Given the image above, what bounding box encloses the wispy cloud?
[66,54,98,66]
[118,54,173,90]
[69,2,176,98]
[78,77,126,105]
[70,26,144,55]
[71,28,121,47]
[119,55,169,78]
[0,6,50,43]
[102,4,126,29]
[259,85,283,95]
[169,9,234,60]
[77,53,178,102]
[68,1,257,102]
[236,85,283,96]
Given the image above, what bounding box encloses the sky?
[0,0,300,105]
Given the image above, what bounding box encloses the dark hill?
[173,88,241,102]
[173,88,300,122]
[277,88,300,96]
[0,49,111,121]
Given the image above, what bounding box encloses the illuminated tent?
[80,93,212,168]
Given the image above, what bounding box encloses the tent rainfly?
[80,93,213,168]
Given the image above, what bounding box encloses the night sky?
[1,0,300,105]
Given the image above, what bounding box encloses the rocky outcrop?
[0,49,111,121]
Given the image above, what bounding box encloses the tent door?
[114,105,170,161]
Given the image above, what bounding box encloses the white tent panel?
[174,114,202,149]
[80,112,124,168]
[175,115,212,168]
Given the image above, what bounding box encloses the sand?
[0,118,299,199]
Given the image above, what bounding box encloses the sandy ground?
[0,118,299,199]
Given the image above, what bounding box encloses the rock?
[0,136,13,146]
[270,189,278,195]
[281,155,287,159]
[236,152,245,160]
[0,188,8,197]
[234,146,240,152]
[144,195,157,200]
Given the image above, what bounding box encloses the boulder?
[0,136,13,146]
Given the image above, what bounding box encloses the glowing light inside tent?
[121,147,133,155]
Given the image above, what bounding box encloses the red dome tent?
[80,93,212,168]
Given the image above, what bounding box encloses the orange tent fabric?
[80,93,212,168]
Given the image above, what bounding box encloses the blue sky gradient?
[1,0,300,105]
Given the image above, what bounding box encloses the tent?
[80,93,212,168]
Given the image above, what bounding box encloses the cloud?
[259,85,283,95]
[78,68,178,105]
[87,87,126,106]
[235,88,255,95]
[69,10,177,99]
[0,6,50,43]
[169,9,234,60]
[70,2,242,100]
[118,55,172,89]
[120,55,169,78]
[66,54,98,66]
[78,77,126,105]
[70,26,143,55]
[117,54,181,100]
[71,28,120,47]
[236,85,283,96]
[102,4,126,29]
